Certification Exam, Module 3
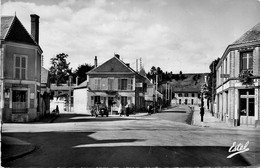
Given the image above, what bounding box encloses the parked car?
[91,103,109,117]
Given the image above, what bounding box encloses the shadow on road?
[160,111,186,113]
[53,114,140,123]
[2,132,252,167]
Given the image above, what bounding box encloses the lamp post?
[211,61,215,116]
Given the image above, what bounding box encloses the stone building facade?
[74,55,146,114]
[215,23,260,127]
[1,14,43,122]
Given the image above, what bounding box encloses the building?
[215,22,260,127]
[0,14,43,122]
[173,88,201,106]
[74,55,146,114]
[168,73,208,107]
[138,67,163,107]
[50,83,76,112]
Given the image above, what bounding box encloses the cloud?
[3,0,259,73]
[0,0,219,73]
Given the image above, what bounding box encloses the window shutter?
[118,79,121,90]
[127,79,131,90]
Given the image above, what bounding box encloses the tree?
[73,63,94,85]
[49,53,72,85]
[207,58,220,101]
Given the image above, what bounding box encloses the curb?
[1,144,37,164]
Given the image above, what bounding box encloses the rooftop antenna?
[15,11,16,16]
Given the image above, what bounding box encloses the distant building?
[168,73,208,107]
[216,22,260,127]
[73,55,147,114]
[139,68,163,107]
[173,88,200,106]
[0,14,43,122]
[50,83,76,112]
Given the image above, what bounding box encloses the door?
[239,89,255,126]
[12,90,27,113]
[108,97,114,113]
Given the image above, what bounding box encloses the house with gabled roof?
[73,55,147,115]
[0,14,43,122]
[215,22,260,127]
[139,67,163,106]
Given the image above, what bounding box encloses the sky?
[1,0,260,73]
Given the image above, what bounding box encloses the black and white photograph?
[0,0,260,167]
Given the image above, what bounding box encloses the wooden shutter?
[118,79,121,90]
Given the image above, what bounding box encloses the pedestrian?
[125,103,130,117]
[118,103,122,116]
[147,103,151,115]
[55,105,59,116]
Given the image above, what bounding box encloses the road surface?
[2,105,259,167]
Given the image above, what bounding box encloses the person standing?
[125,102,130,117]
[118,103,122,116]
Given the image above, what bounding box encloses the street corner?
[1,136,36,164]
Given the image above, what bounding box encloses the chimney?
[114,54,120,59]
[30,14,40,44]
[94,56,98,68]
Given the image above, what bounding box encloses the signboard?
[220,74,230,78]
[136,83,143,87]
[30,93,35,99]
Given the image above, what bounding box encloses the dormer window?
[240,51,253,72]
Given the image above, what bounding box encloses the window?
[94,78,101,90]
[118,79,128,90]
[108,78,114,90]
[178,93,182,97]
[184,93,188,97]
[185,99,188,105]
[191,93,195,97]
[91,96,100,105]
[240,51,253,71]
[121,96,127,106]
[14,55,27,79]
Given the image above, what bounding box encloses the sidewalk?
[1,136,36,164]
[192,106,260,130]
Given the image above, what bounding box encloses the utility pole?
[69,76,72,112]
[165,83,168,105]
[0,44,4,133]
[136,59,138,72]
[155,74,158,102]
[211,62,215,116]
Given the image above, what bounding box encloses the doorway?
[239,89,255,125]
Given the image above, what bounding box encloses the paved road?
[2,105,260,167]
